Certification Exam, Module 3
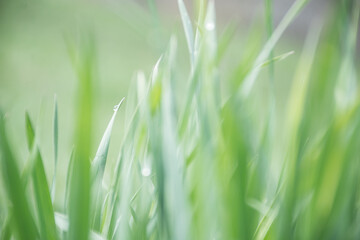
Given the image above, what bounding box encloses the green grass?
[1,0,360,239]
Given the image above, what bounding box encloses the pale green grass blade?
[215,23,236,65]
[64,148,75,212]
[55,212,105,240]
[91,97,124,230]
[259,50,295,68]
[240,0,309,98]
[25,114,57,240]
[264,0,275,85]
[279,24,321,239]
[177,0,195,65]
[0,213,12,240]
[160,37,190,240]
[335,2,359,111]
[92,97,125,183]
[51,94,59,202]
[31,149,58,240]
[0,112,38,240]
[68,38,94,240]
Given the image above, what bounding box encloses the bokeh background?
[0,0,356,210]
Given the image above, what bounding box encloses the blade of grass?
[64,147,75,212]
[240,0,309,98]
[0,112,38,240]
[92,97,125,183]
[178,0,195,66]
[54,212,105,240]
[68,36,95,240]
[51,94,59,202]
[91,98,124,230]
[25,114,57,240]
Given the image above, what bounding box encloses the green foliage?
[0,0,360,239]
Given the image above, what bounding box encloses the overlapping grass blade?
[240,0,309,98]
[25,114,57,240]
[92,97,125,183]
[0,112,38,240]
[91,97,124,230]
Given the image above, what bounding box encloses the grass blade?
[177,0,195,65]
[68,37,95,240]
[0,112,38,240]
[25,114,57,240]
[51,94,59,202]
[240,0,309,98]
[92,97,125,183]
[91,98,125,229]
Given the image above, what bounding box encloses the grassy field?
[1,0,360,239]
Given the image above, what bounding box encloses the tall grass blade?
[68,37,95,240]
[25,114,57,240]
[91,97,124,230]
[177,0,195,65]
[51,95,59,202]
[0,112,38,240]
[240,0,308,98]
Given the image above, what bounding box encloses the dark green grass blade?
[0,112,38,240]
[25,112,35,150]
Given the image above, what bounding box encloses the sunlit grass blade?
[68,37,95,240]
[279,24,321,239]
[0,112,39,240]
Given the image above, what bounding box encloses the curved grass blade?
[92,97,125,183]
[259,50,295,68]
[177,0,195,65]
[240,0,309,98]
[25,113,57,240]
[0,112,38,240]
[91,98,125,229]
[54,212,105,240]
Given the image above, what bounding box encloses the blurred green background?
[0,0,357,219]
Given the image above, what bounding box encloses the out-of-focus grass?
[1,0,360,239]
